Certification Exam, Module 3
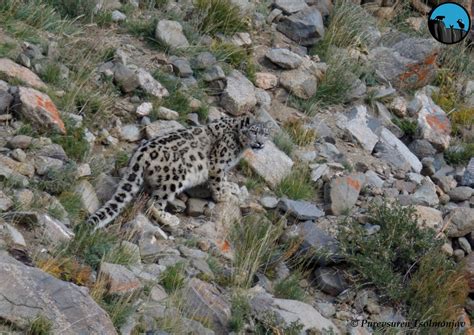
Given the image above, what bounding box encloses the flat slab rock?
[242,141,293,188]
[0,254,117,334]
[277,198,324,220]
[326,173,365,215]
[220,70,256,116]
[0,58,46,90]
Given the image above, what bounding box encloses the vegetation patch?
[26,315,52,335]
[444,143,474,166]
[392,117,418,138]
[160,262,186,293]
[275,165,314,201]
[273,131,295,156]
[283,119,317,146]
[195,0,247,36]
[36,163,77,195]
[51,120,90,162]
[273,272,306,301]
[210,42,256,82]
[340,202,468,329]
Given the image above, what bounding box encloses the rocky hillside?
[0,0,473,334]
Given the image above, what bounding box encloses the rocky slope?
[0,0,473,334]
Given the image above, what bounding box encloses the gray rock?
[111,10,126,22]
[316,302,336,318]
[459,237,472,254]
[314,267,349,296]
[155,20,189,49]
[120,124,141,142]
[11,148,26,162]
[279,69,317,99]
[187,198,210,216]
[277,198,324,220]
[191,52,217,70]
[36,143,68,161]
[0,90,13,114]
[265,48,302,69]
[292,221,341,264]
[242,141,293,188]
[448,187,473,202]
[34,156,64,175]
[14,87,65,134]
[375,127,422,173]
[0,58,46,90]
[220,70,256,116]
[39,214,74,243]
[203,65,225,82]
[410,179,439,206]
[170,57,193,78]
[408,139,436,159]
[364,170,384,188]
[415,92,451,150]
[0,191,13,212]
[113,63,139,93]
[413,205,443,230]
[136,102,153,116]
[74,180,100,215]
[326,174,365,215]
[0,254,117,334]
[274,0,308,14]
[267,8,283,23]
[183,278,230,334]
[277,7,325,46]
[7,135,32,149]
[462,158,474,187]
[145,120,184,139]
[260,196,279,209]
[95,173,118,204]
[136,68,169,98]
[342,105,379,152]
[5,223,26,247]
[445,208,474,237]
[311,163,329,182]
[99,262,142,295]
[156,106,179,120]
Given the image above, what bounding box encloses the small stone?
[170,57,193,78]
[388,96,407,117]
[416,92,451,150]
[279,69,317,99]
[187,198,210,217]
[111,10,126,22]
[413,205,442,230]
[255,72,278,90]
[459,237,472,254]
[441,242,453,256]
[448,187,473,202]
[145,120,184,139]
[39,214,74,243]
[267,8,283,23]
[155,20,189,49]
[136,102,153,116]
[136,68,169,99]
[316,302,336,318]
[265,48,303,69]
[260,196,279,209]
[34,156,63,176]
[314,267,348,296]
[462,158,474,187]
[120,124,141,142]
[5,223,26,247]
[156,106,179,120]
[445,207,474,238]
[0,191,13,212]
[113,63,139,93]
[74,180,100,215]
[277,198,324,220]
[11,148,26,162]
[276,7,325,46]
[7,135,32,150]
[150,285,168,302]
[99,262,142,295]
[326,174,364,215]
[191,52,217,70]
[76,163,91,178]
[274,0,308,14]
[311,164,329,182]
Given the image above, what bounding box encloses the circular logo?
[428,2,471,44]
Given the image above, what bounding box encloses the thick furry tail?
[86,153,145,229]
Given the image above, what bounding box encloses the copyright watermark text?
[349,319,465,329]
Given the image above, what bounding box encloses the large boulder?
[0,253,117,334]
[326,174,365,215]
[0,58,46,90]
[276,7,325,46]
[444,207,474,238]
[15,87,66,134]
[279,69,317,99]
[220,70,256,115]
[155,20,189,49]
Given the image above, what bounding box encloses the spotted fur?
[87,115,270,229]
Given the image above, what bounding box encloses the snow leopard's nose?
[252,142,265,149]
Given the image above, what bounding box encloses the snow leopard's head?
[240,121,271,150]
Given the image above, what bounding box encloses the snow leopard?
[87,115,270,229]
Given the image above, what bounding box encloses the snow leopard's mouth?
[251,143,265,150]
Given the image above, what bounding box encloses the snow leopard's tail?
[86,151,145,229]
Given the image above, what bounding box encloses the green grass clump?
[273,272,306,301]
[0,42,16,58]
[58,192,84,223]
[44,0,96,20]
[275,165,314,201]
[114,151,130,171]
[283,119,317,146]
[229,294,251,332]
[238,160,266,192]
[160,262,186,293]
[231,214,285,288]
[36,163,77,195]
[26,315,52,335]
[195,0,247,36]
[339,202,468,328]
[392,118,418,138]
[273,131,295,156]
[444,143,474,166]
[40,62,63,86]
[311,0,375,60]
[210,42,256,82]
[51,122,90,162]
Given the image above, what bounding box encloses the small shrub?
[15,123,38,137]
[275,165,314,200]
[36,163,77,195]
[231,214,285,288]
[444,143,474,166]
[26,315,52,335]
[160,262,186,293]
[50,121,90,162]
[273,131,295,156]
[283,119,317,146]
[392,118,418,138]
[37,256,92,286]
[195,0,247,36]
[229,294,251,332]
[58,192,84,223]
[94,10,113,27]
[273,272,306,301]
[40,62,62,86]
[339,202,442,303]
